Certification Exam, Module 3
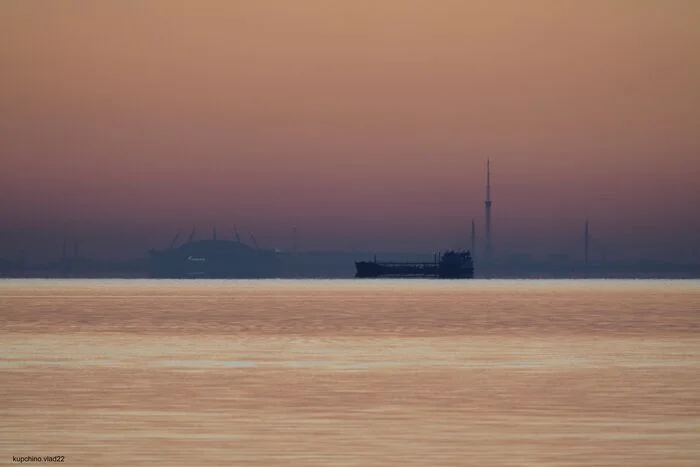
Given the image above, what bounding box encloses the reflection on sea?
[1,279,699,466]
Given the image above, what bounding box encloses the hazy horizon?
[2,1,699,261]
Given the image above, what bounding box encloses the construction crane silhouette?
[169,231,181,249]
[249,232,260,250]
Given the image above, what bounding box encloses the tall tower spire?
[470,219,476,257]
[293,225,298,278]
[293,226,298,256]
[584,219,589,265]
[484,159,493,260]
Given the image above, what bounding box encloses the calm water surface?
[1,279,699,466]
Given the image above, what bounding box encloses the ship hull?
[355,251,474,279]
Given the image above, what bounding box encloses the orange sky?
[1,1,699,259]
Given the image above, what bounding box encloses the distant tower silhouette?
[18,249,27,268]
[584,219,589,265]
[293,226,298,256]
[293,226,298,277]
[470,219,476,257]
[484,159,493,260]
[212,227,217,240]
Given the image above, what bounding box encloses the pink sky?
[1,1,699,259]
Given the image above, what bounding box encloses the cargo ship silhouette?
[355,250,474,279]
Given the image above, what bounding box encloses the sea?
[1,279,699,466]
